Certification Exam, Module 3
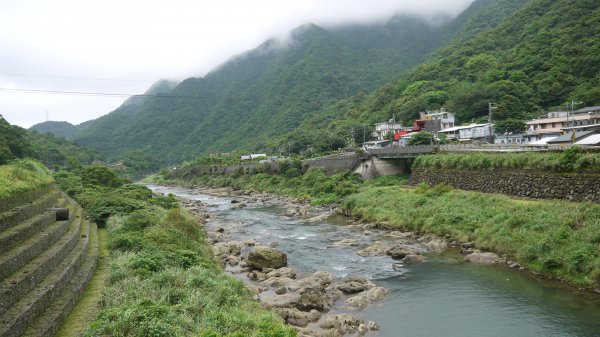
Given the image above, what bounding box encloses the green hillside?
[29,121,82,140]
[67,3,510,162]
[281,0,536,151]
[1,116,102,167]
[304,0,600,139]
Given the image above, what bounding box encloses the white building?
[458,123,492,140]
[526,108,600,137]
[372,122,404,141]
[419,109,455,130]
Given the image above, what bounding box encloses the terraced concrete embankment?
[0,186,98,337]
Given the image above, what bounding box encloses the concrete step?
[0,197,68,255]
[0,202,75,282]
[0,189,62,232]
[0,203,82,315]
[22,221,98,337]
[0,208,91,337]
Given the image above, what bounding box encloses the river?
[149,185,600,337]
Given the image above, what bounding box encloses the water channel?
[149,185,600,337]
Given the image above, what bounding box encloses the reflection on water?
[149,185,600,337]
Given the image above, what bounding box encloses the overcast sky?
[0,0,473,128]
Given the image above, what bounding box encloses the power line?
[0,72,155,83]
[0,87,189,98]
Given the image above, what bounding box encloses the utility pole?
[362,124,366,146]
[350,128,355,147]
[488,102,497,143]
[569,99,582,143]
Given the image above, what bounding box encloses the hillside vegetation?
[54,165,295,336]
[1,116,101,168]
[302,0,600,141]
[43,0,523,162]
[0,159,54,199]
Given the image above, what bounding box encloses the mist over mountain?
[294,0,600,146]
[32,0,596,164]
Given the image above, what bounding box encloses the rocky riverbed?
[175,186,510,336]
[149,184,600,337]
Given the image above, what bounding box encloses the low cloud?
[0,0,474,127]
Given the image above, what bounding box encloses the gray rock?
[320,314,364,335]
[387,246,419,260]
[335,277,373,294]
[402,254,425,265]
[246,246,288,270]
[465,252,499,264]
[356,241,392,257]
[274,308,321,327]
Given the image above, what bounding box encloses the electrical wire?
[0,87,188,98]
[0,72,155,83]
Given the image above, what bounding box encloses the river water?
[149,185,600,337]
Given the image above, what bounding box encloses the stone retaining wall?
[409,168,600,203]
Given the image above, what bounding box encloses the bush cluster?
[53,164,295,336]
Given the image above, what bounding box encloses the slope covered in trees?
[54,0,521,162]
[299,0,600,143]
[1,116,101,167]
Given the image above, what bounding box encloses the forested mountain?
[29,121,80,140]
[45,0,522,163]
[1,116,101,166]
[289,0,600,149]
[31,0,595,161]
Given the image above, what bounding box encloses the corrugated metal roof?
[547,131,594,143]
[528,137,557,145]
[575,133,600,145]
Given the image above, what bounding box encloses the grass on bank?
[149,166,407,205]
[343,183,600,288]
[0,158,54,199]
[413,148,600,172]
[54,166,295,337]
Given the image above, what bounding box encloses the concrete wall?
[353,157,410,179]
[410,168,600,203]
[303,155,360,175]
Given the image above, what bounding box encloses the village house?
[419,109,455,130]
[526,107,600,138]
[372,121,404,141]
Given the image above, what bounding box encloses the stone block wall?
[409,168,600,203]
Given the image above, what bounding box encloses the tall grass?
[0,158,54,199]
[343,183,600,288]
[414,149,600,172]
[88,208,295,337]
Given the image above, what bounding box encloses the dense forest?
[283,0,600,151]
[32,0,527,162]
[0,116,101,167]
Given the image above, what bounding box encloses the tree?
[494,119,527,134]
[408,131,435,146]
[79,165,125,188]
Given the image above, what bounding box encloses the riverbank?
[165,185,462,337]
[52,168,296,336]
[149,171,600,294]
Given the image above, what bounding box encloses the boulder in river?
[335,276,374,294]
[246,246,288,270]
[274,308,321,327]
[294,287,334,312]
[319,313,364,335]
[387,246,419,260]
[356,241,392,256]
[401,254,425,265]
[465,252,499,264]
